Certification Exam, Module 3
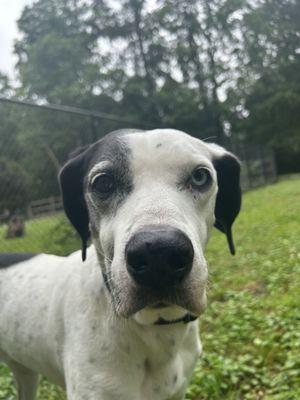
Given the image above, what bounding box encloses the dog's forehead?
[124,129,212,171]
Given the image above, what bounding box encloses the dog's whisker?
[201,135,218,142]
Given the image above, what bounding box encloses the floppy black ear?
[59,149,91,261]
[213,153,242,255]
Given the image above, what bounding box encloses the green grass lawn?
[1,178,300,399]
[0,214,80,255]
[0,216,62,253]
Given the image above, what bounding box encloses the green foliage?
[0,363,66,400]
[0,364,15,400]
[43,215,80,256]
[0,178,299,399]
[0,215,79,254]
[229,0,300,171]
[240,61,300,172]
[1,0,299,189]
[16,0,97,103]
[12,0,250,136]
[0,73,11,95]
[186,177,300,399]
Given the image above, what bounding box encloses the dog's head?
[59,129,241,324]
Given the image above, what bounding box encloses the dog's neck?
[106,307,197,370]
[83,245,198,367]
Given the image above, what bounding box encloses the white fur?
[0,129,232,399]
[0,249,201,399]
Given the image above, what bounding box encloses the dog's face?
[60,129,241,324]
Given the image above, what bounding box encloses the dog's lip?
[150,302,169,309]
[114,279,207,318]
[154,313,198,325]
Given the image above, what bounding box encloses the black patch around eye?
[91,173,115,198]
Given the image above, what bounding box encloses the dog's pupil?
[193,169,206,184]
[94,175,114,193]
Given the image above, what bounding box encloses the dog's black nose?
[126,225,194,288]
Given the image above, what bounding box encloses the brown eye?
[91,173,115,197]
[191,167,211,189]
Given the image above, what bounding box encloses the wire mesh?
[0,100,277,254]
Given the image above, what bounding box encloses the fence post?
[241,143,251,190]
[27,205,33,219]
[258,146,267,184]
[50,196,56,213]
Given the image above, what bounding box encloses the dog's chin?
[133,305,192,325]
[113,284,207,324]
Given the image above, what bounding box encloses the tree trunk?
[202,0,224,140]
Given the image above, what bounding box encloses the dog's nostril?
[125,225,194,288]
[127,251,148,273]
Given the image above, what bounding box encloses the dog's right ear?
[212,152,241,255]
[206,143,242,255]
[59,148,91,261]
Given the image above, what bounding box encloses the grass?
[1,178,300,399]
[0,215,80,255]
[0,216,60,253]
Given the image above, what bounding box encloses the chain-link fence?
[0,99,277,254]
[221,138,277,191]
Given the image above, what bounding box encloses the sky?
[0,0,33,81]
[0,0,159,84]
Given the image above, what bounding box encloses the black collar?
[155,313,198,325]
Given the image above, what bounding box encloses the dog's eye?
[191,167,211,189]
[91,173,115,197]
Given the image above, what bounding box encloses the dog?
[0,129,241,400]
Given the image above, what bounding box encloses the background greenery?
[0,0,299,398]
[1,0,300,212]
[0,178,299,399]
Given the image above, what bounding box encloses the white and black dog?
[0,129,241,400]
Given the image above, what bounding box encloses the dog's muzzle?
[125,225,194,289]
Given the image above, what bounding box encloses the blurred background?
[0,1,299,399]
[1,0,299,252]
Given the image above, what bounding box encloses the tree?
[88,0,170,123]
[156,0,248,140]
[16,0,99,104]
[228,0,300,171]
[0,73,11,95]
[10,0,300,180]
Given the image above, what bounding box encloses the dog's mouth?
[151,301,169,309]
[132,303,199,325]
[111,281,207,325]
[151,303,198,325]
[154,314,198,325]
[102,255,207,320]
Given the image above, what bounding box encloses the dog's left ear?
[59,148,91,261]
[211,148,242,255]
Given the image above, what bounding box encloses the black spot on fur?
[0,253,38,269]
[156,143,162,148]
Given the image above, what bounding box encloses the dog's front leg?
[8,361,39,400]
[66,386,127,400]
[65,372,126,400]
[66,387,111,400]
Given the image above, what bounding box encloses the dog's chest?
[140,353,189,400]
[104,322,201,400]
